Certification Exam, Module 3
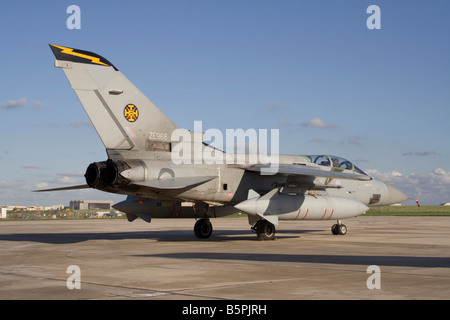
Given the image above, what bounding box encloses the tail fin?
[49,44,177,152]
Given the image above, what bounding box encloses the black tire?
[194,218,213,239]
[256,220,276,240]
[331,224,339,235]
[338,224,347,235]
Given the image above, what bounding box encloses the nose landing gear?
[331,220,347,235]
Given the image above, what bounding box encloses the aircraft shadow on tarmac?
[1,229,449,268]
[137,252,450,269]
[0,228,318,244]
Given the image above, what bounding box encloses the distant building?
[440,203,450,206]
[4,205,64,211]
[45,204,65,211]
[70,200,113,210]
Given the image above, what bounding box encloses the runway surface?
[0,216,449,300]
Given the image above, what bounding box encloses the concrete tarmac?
[0,216,449,300]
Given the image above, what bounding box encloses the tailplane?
[49,44,177,152]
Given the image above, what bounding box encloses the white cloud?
[1,98,27,109]
[278,119,293,126]
[32,100,51,108]
[278,117,338,129]
[36,182,49,189]
[390,171,403,177]
[302,117,337,128]
[55,176,79,184]
[57,171,84,177]
[367,168,450,205]
[0,98,51,110]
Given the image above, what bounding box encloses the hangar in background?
[70,200,113,210]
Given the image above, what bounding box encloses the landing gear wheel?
[255,220,276,241]
[194,218,213,239]
[331,224,339,235]
[331,223,347,235]
[338,224,347,235]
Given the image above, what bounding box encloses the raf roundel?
[124,104,139,122]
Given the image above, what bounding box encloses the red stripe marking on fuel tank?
[321,208,327,220]
[328,208,334,220]
[295,208,301,220]
[301,208,309,220]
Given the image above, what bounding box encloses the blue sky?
[1,1,449,206]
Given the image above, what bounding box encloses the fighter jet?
[38,44,409,240]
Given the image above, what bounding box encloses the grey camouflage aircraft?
[38,44,409,240]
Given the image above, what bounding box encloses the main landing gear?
[194,218,213,239]
[194,217,277,240]
[252,220,276,241]
[331,220,347,235]
[193,202,214,239]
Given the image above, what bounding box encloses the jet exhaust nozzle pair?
[85,160,146,190]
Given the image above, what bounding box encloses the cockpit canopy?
[304,155,368,176]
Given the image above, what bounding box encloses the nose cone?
[234,199,258,215]
[112,200,128,213]
[385,184,409,205]
[358,202,369,214]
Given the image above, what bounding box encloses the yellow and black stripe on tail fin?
[49,44,118,70]
[49,44,178,154]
